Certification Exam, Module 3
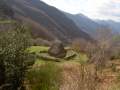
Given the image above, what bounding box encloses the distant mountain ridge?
[65,13,101,36]
[1,0,119,42]
[96,20,120,34]
[4,0,92,43]
[65,12,120,37]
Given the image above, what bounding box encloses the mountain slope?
[0,0,14,19]
[96,20,120,34]
[65,13,101,36]
[5,0,92,42]
[65,13,120,37]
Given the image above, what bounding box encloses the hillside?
[0,0,14,19]
[65,13,120,38]
[96,20,120,34]
[4,0,92,43]
[65,13,101,37]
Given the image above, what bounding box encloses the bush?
[26,62,61,90]
[0,24,34,90]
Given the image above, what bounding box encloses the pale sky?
[41,0,120,21]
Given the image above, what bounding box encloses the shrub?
[0,24,34,90]
[26,62,61,90]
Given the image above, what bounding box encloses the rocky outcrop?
[48,41,66,58]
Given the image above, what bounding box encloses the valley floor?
[25,46,120,90]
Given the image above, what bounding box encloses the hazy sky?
[41,0,120,21]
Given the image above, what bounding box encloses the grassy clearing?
[27,54,89,90]
[27,46,120,90]
[28,46,49,53]
[28,46,89,63]
[0,20,16,24]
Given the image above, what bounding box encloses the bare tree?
[95,27,113,50]
[87,28,114,69]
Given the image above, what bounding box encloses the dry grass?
[59,60,120,90]
[25,53,120,90]
[59,62,98,90]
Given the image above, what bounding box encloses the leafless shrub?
[86,28,115,69]
[60,63,99,90]
[78,64,99,90]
